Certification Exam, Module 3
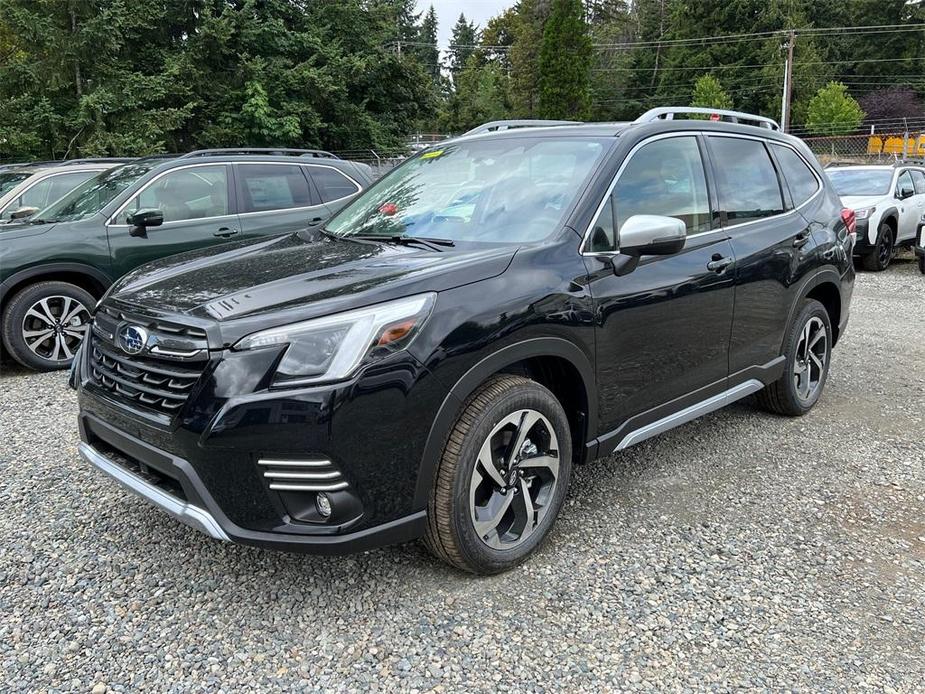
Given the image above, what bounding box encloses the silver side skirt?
[612,379,765,453]
[78,441,230,541]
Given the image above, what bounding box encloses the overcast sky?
[417,0,514,51]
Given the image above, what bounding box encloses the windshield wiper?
[351,234,455,252]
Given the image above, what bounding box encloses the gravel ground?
[1,254,924,692]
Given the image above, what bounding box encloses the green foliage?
[537,0,592,120]
[447,13,479,86]
[806,82,865,135]
[439,55,510,133]
[690,74,733,110]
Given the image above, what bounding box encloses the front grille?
[97,305,207,340]
[89,336,205,415]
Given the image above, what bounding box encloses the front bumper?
[78,412,428,553]
[852,219,871,255]
[73,324,449,554]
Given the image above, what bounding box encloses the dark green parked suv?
[0,149,373,371]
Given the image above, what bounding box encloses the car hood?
[841,195,887,210]
[108,232,517,329]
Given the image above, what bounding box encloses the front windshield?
[828,169,893,197]
[326,136,608,243]
[0,171,31,196]
[33,162,157,223]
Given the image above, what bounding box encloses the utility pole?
[780,30,795,133]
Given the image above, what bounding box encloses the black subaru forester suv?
[73,108,855,574]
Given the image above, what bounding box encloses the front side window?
[309,166,360,203]
[589,136,711,252]
[117,165,229,224]
[911,170,925,195]
[710,137,784,225]
[36,162,157,223]
[772,145,820,207]
[237,163,313,213]
[897,171,915,198]
[326,136,608,244]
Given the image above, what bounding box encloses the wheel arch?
[781,268,845,350]
[413,338,597,509]
[0,263,110,312]
[878,208,899,235]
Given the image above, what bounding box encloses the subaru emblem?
[118,324,148,355]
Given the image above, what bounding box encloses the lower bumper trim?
[79,441,231,541]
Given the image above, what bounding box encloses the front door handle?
[214,227,239,238]
[793,230,811,248]
[306,216,324,228]
[707,255,734,273]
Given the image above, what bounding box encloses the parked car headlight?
[854,206,876,220]
[234,293,436,386]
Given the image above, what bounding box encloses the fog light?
[316,492,333,518]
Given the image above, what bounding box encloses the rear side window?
[709,137,784,225]
[308,166,360,203]
[911,170,925,195]
[237,164,313,213]
[772,145,820,207]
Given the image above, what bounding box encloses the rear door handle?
[793,230,811,248]
[214,227,239,238]
[707,255,734,273]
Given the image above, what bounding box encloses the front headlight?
[234,293,436,386]
[854,206,876,220]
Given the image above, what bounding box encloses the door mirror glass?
[619,215,686,257]
[9,206,39,220]
[127,208,164,236]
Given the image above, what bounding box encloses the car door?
[584,133,736,444]
[908,170,925,240]
[707,135,819,376]
[305,164,363,216]
[895,170,919,243]
[106,163,239,277]
[235,162,331,238]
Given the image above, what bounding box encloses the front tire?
[425,375,572,574]
[1,281,94,372]
[756,299,832,417]
[861,222,894,272]
[918,252,925,275]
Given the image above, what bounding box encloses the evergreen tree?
[537,0,592,119]
[417,5,440,83]
[690,74,733,110]
[509,0,550,117]
[806,82,865,135]
[447,13,479,86]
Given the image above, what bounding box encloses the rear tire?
[1,282,94,372]
[756,299,832,417]
[424,375,572,574]
[861,222,894,272]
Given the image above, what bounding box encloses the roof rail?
[178,148,339,160]
[56,157,137,166]
[634,107,780,131]
[463,119,582,136]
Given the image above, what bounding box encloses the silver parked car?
[0,159,131,223]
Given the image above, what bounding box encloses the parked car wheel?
[756,299,832,417]
[425,375,572,574]
[2,281,94,371]
[862,222,894,272]
[918,252,925,275]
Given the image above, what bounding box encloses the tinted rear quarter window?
[709,137,784,225]
[237,164,313,213]
[309,166,360,203]
[772,145,820,207]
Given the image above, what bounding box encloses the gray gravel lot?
[2,254,924,692]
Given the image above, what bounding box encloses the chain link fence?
[802,131,925,165]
